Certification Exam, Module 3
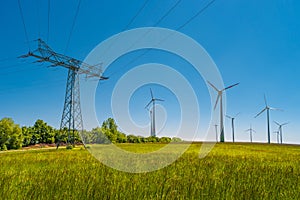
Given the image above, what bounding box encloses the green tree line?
[0,117,182,151]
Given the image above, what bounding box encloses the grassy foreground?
[0,143,299,199]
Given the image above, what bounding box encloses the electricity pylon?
[20,39,108,145]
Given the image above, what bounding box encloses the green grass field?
[0,143,299,200]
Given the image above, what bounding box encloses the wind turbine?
[226,113,240,143]
[254,95,281,144]
[208,81,239,142]
[273,130,280,144]
[145,88,164,137]
[273,121,289,144]
[245,124,256,143]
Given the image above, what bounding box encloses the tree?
[22,126,33,147]
[0,118,23,150]
[101,118,119,143]
[108,118,118,132]
[33,119,55,144]
[127,135,141,143]
[90,127,110,144]
[160,137,171,143]
[147,136,159,143]
[116,132,127,143]
[171,137,183,142]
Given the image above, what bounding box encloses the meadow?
[0,143,299,200]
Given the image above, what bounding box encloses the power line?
[105,0,183,77]
[64,0,82,54]
[98,0,151,63]
[176,0,215,31]
[123,0,151,31]
[120,0,182,58]
[18,0,31,50]
[106,0,216,78]
[154,0,182,26]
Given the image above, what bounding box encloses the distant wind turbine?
[273,121,289,144]
[245,124,256,143]
[273,130,280,144]
[208,81,239,142]
[254,95,281,144]
[226,113,240,143]
[145,88,164,137]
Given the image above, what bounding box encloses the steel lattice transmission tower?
[21,39,107,145]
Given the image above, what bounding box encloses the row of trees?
[82,118,183,144]
[0,118,81,150]
[0,117,182,151]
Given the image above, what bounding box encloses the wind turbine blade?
[222,83,239,91]
[145,100,152,109]
[207,81,219,92]
[155,98,164,102]
[254,108,267,118]
[264,94,268,106]
[273,121,280,126]
[150,88,154,99]
[245,129,250,132]
[282,122,289,126]
[252,130,256,133]
[214,94,220,110]
[234,112,241,118]
[226,115,232,119]
[269,107,283,111]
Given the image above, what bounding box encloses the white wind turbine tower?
[273,121,289,144]
[254,95,281,144]
[208,81,239,142]
[214,124,218,142]
[145,88,164,137]
[273,130,280,144]
[245,124,256,143]
[226,113,240,143]
[146,107,153,137]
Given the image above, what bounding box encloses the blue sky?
[0,0,300,144]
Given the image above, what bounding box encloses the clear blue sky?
[0,0,299,144]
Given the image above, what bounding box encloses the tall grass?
[0,143,299,199]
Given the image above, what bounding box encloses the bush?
[0,144,7,151]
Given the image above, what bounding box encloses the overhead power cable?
[98,0,151,63]
[123,0,151,31]
[106,0,216,78]
[65,0,82,53]
[18,0,31,51]
[176,0,215,30]
[154,0,182,26]
[105,0,183,77]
